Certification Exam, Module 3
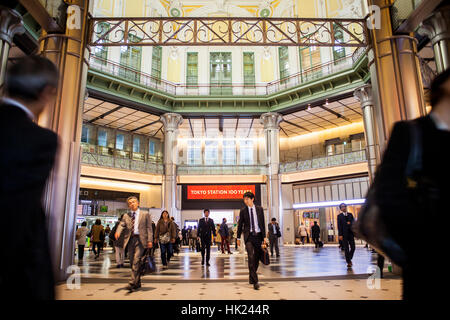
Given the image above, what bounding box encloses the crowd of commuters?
[2,55,448,301]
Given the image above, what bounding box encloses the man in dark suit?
[267,218,281,257]
[0,56,59,300]
[337,203,355,268]
[237,191,266,290]
[311,221,321,248]
[197,209,216,266]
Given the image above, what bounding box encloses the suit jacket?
[267,222,280,238]
[198,217,216,243]
[116,209,153,249]
[311,225,321,238]
[0,101,58,300]
[237,205,266,243]
[337,212,354,238]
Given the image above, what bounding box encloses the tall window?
[278,46,289,84]
[119,33,142,82]
[333,23,346,64]
[243,52,255,87]
[186,52,198,86]
[133,137,140,153]
[93,22,109,66]
[81,126,89,143]
[98,129,107,147]
[116,133,124,150]
[299,46,322,82]
[222,140,236,165]
[210,52,232,95]
[204,140,218,165]
[149,140,156,155]
[151,46,162,84]
[240,140,254,165]
[187,140,202,165]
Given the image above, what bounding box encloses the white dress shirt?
[247,205,261,233]
[131,208,140,235]
[2,97,35,120]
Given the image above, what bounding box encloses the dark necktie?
[131,212,136,235]
[250,208,255,235]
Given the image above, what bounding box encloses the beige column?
[418,5,450,74]
[354,84,380,183]
[38,0,91,281]
[367,0,426,151]
[260,112,283,241]
[160,113,183,222]
[0,6,25,91]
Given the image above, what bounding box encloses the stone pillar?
[0,6,25,90]
[367,0,426,151]
[160,113,183,222]
[37,0,91,281]
[418,5,450,74]
[354,84,380,183]
[260,112,283,241]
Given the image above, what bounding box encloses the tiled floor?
[56,244,402,300]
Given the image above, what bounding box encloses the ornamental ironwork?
[88,17,368,47]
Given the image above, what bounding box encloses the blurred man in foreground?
[0,56,59,299]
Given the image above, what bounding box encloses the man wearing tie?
[197,209,216,266]
[237,191,266,290]
[337,203,355,268]
[115,196,153,292]
[267,218,281,257]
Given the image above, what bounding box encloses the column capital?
[0,6,25,44]
[160,112,183,131]
[354,84,373,109]
[260,112,283,130]
[418,5,450,45]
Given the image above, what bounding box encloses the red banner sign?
[187,185,256,200]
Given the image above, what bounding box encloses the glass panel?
[93,22,109,65]
[186,52,198,85]
[81,126,89,143]
[187,140,202,165]
[279,46,289,84]
[133,136,140,153]
[204,140,218,165]
[149,141,155,155]
[151,46,162,84]
[299,46,322,82]
[240,140,254,165]
[222,140,236,165]
[119,33,142,82]
[210,52,232,95]
[116,133,124,150]
[333,23,346,64]
[243,52,255,87]
[98,130,107,147]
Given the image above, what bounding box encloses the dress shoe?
[228,252,233,254]
[347,262,353,268]
[125,284,135,292]
[253,283,260,290]
[276,255,280,258]
[206,262,210,266]
[201,260,205,265]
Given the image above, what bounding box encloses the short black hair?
[5,55,59,102]
[203,209,210,213]
[243,191,255,199]
[271,218,276,221]
[339,203,347,209]
[430,68,450,107]
[81,221,87,226]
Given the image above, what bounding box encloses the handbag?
[159,232,171,244]
[140,249,156,275]
[260,247,270,265]
[353,121,423,267]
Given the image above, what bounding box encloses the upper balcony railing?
[177,164,266,175]
[88,49,363,96]
[280,149,367,173]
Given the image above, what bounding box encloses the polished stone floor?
[56,244,401,299]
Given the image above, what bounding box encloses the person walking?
[90,219,105,259]
[114,196,153,292]
[237,191,266,290]
[198,209,216,266]
[110,216,125,268]
[155,210,177,269]
[1,55,60,300]
[171,217,181,255]
[337,203,355,268]
[190,226,198,251]
[311,221,321,248]
[298,223,308,245]
[75,222,89,261]
[267,218,281,257]
[219,218,232,254]
[182,227,188,246]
